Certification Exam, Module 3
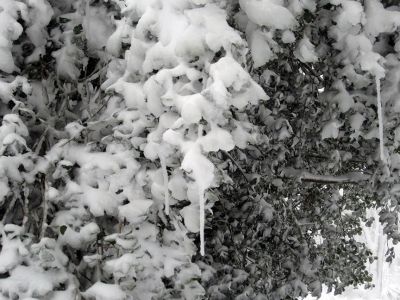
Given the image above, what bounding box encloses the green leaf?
[303,9,315,23]
[73,24,83,35]
[59,225,67,235]
[59,17,70,23]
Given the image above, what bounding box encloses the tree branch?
[281,168,370,184]
[223,150,250,183]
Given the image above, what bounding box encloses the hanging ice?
[376,76,385,162]
[160,153,170,215]
[198,124,205,256]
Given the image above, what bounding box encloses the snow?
[282,30,296,44]
[0,238,25,273]
[350,113,365,137]
[182,4,243,53]
[364,0,400,39]
[81,186,119,217]
[83,282,127,300]
[180,204,200,232]
[330,80,355,113]
[52,32,85,80]
[25,0,53,62]
[178,94,205,124]
[335,1,365,31]
[106,18,130,56]
[165,118,237,255]
[182,280,205,300]
[239,0,297,30]
[83,5,114,52]
[288,0,316,16]
[330,1,386,79]
[65,122,85,139]
[0,133,28,155]
[181,144,214,193]
[0,115,29,142]
[209,56,268,109]
[118,199,153,224]
[0,0,399,298]
[117,81,147,110]
[294,36,318,63]
[249,29,274,68]
[199,126,234,152]
[104,253,137,279]
[0,0,26,73]
[321,120,342,140]
[55,222,100,249]
[181,140,213,255]
[0,265,67,298]
[168,171,187,200]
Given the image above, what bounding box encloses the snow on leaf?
[321,120,342,140]
[209,56,268,109]
[180,204,200,233]
[118,199,153,224]
[250,30,274,68]
[25,0,53,62]
[330,80,354,113]
[199,126,234,152]
[281,30,296,44]
[0,0,26,72]
[0,265,61,298]
[80,186,119,217]
[83,282,127,300]
[239,0,298,30]
[104,253,137,280]
[294,36,318,63]
[168,171,187,201]
[350,112,365,137]
[179,94,205,124]
[83,5,114,52]
[181,143,214,193]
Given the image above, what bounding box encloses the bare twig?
[223,150,250,183]
[40,175,48,239]
[33,126,49,155]
[86,94,112,122]
[2,195,17,223]
[280,168,370,184]
[20,185,30,231]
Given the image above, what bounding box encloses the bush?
[0,0,399,299]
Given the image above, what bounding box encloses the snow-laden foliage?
[1,0,400,299]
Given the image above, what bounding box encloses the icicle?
[160,152,169,215]
[375,78,387,297]
[198,124,205,256]
[376,222,385,298]
[376,76,385,162]
[199,187,205,256]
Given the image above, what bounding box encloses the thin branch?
[33,126,49,155]
[222,150,250,183]
[20,185,30,231]
[40,175,48,239]
[86,94,112,122]
[2,195,17,223]
[297,60,320,81]
[281,168,370,184]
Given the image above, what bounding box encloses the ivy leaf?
[59,225,67,235]
[73,24,83,35]
[59,17,70,23]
